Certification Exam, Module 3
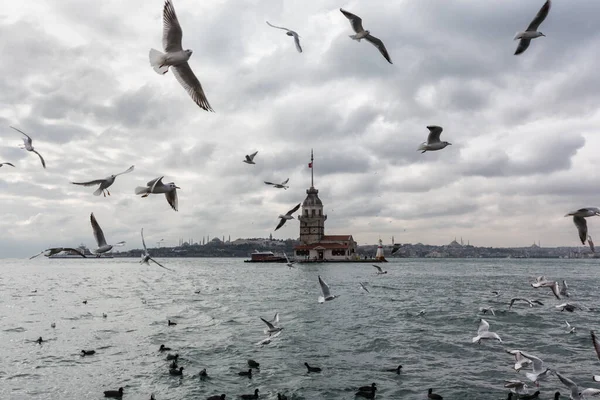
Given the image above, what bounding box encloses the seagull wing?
[372,264,383,273]
[114,165,135,177]
[62,248,87,258]
[10,126,33,145]
[573,216,588,244]
[581,388,600,397]
[551,281,561,299]
[141,228,148,253]
[150,257,173,271]
[526,0,551,32]
[477,319,490,334]
[266,21,290,32]
[90,213,107,247]
[426,126,443,143]
[29,251,44,259]
[165,189,178,211]
[514,38,532,55]
[162,0,183,52]
[318,275,332,298]
[248,151,258,161]
[3,162,15,167]
[274,217,287,231]
[519,352,543,372]
[591,331,600,361]
[71,179,105,186]
[365,34,392,64]
[339,8,364,33]
[555,371,579,397]
[589,235,596,253]
[286,203,301,216]
[281,178,289,185]
[264,181,275,186]
[32,150,46,169]
[171,63,214,112]
[260,317,276,330]
[293,34,302,53]
[272,312,279,325]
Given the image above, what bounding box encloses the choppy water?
[1,257,600,400]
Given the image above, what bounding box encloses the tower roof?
[303,187,323,207]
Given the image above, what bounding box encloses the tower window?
[312,209,315,216]
[318,209,321,216]
[304,209,308,216]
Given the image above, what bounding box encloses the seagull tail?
[149,49,169,74]
[135,186,149,195]
[513,31,523,40]
[349,34,361,41]
[417,143,427,151]
[471,335,480,343]
[93,187,103,196]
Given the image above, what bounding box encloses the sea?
[1,257,599,400]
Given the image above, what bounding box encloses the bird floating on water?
[149,0,213,111]
[514,0,551,55]
[103,387,124,399]
[71,165,134,197]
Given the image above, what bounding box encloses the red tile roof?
[321,235,354,241]
[294,243,349,250]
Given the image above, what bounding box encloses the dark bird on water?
[428,388,443,400]
[104,387,124,399]
[304,362,322,373]
[168,319,177,326]
[240,389,259,400]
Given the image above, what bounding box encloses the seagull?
[243,151,258,164]
[506,350,533,372]
[339,8,392,64]
[359,282,370,293]
[509,298,544,310]
[284,253,295,268]
[560,280,570,297]
[149,0,213,111]
[10,126,46,168]
[71,166,134,197]
[504,379,530,395]
[140,228,173,271]
[135,176,180,211]
[274,203,301,231]
[391,244,401,254]
[472,319,502,344]
[555,303,578,312]
[555,371,600,400]
[418,126,452,153]
[519,352,552,386]
[90,213,125,256]
[318,275,337,303]
[0,162,15,168]
[565,321,576,334]
[531,276,561,299]
[372,264,387,274]
[514,0,551,55]
[590,331,600,382]
[266,21,302,53]
[264,178,289,189]
[565,208,600,245]
[479,306,496,316]
[260,315,283,336]
[30,247,87,259]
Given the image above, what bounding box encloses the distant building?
[294,150,357,261]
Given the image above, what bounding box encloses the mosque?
[293,151,359,261]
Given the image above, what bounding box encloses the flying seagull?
[506,350,533,372]
[565,208,600,246]
[555,371,600,399]
[10,126,46,168]
[514,0,551,55]
[591,331,600,382]
[318,275,337,303]
[264,178,289,189]
[516,352,552,386]
[30,247,87,259]
[530,276,561,299]
[284,253,295,268]
[418,126,451,153]
[135,176,180,211]
[503,379,529,395]
[260,315,283,336]
[71,165,134,197]
[509,297,544,310]
[359,282,370,293]
[274,203,301,231]
[90,213,125,256]
[472,318,502,344]
[372,264,387,274]
[0,162,15,168]
[266,21,302,53]
[149,0,213,111]
[243,151,258,164]
[339,8,392,64]
[565,321,576,334]
[140,228,173,271]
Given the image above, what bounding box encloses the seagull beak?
[448,142,452,145]
[540,33,546,37]
[176,186,181,189]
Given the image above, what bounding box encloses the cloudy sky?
[1,0,600,257]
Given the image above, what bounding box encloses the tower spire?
[310,149,314,188]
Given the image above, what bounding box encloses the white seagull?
[472,319,502,344]
[531,276,561,299]
[565,208,600,247]
[560,280,570,297]
[504,379,529,395]
[243,151,258,165]
[555,371,600,400]
[318,275,337,303]
[71,165,134,197]
[10,126,46,168]
[149,0,213,111]
[509,297,544,310]
[479,306,495,316]
[565,321,576,334]
[30,247,87,259]
[135,176,180,211]
[339,8,392,64]
[590,331,600,382]
[266,21,302,53]
[359,282,370,293]
[264,178,289,189]
[260,313,283,336]
[506,350,533,372]
[140,228,172,271]
[555,303,578,312]
[519,352,552,386]
[284,253,295,268]
[417,126,452,153]
[0,162,15,168]
[514,0,551,55]
[372,264,387,275]
[90,213,125,256]
[274,203,301,231]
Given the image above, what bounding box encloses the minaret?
[298,149,327,244]
[375,238,386,261]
